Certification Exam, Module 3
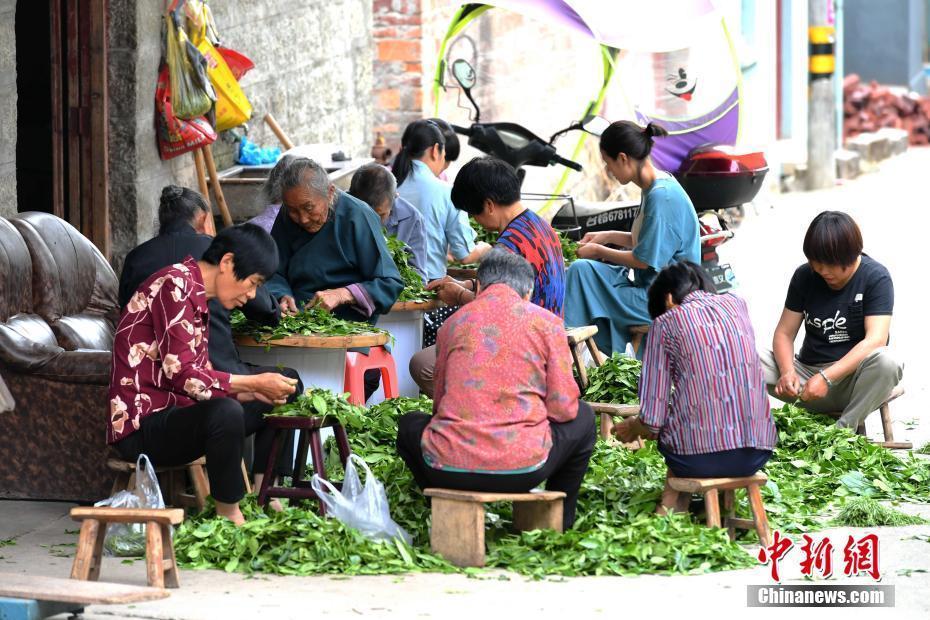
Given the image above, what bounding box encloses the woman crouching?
[396,248,595,528]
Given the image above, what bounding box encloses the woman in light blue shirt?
[564,121,700,356]
[393,120,489,281]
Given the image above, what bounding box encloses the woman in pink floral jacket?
[109,225,297,525]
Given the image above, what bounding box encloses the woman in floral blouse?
[109,224,298,525]
[396,249,596,528]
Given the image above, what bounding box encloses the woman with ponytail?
[393,120,490,281]
[613,261,776,513]
[564,120,700,356]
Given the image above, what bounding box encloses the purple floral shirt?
[107,256,231,444]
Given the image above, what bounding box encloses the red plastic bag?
[217,46,254,82]
[154,64,216,160]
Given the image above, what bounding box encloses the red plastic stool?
[344,345,400,405]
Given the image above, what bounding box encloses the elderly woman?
[109,225,298,525]
[265,157,404,319]
[348,162,428,282]
[396,249,595,528]
[613,261,776,514]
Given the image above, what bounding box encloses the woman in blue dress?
[564,121,700,356]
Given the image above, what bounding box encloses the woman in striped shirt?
[613,262,777,513]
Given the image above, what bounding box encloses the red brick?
[377,40,421,62]
[377,13,422,27]
[404,62,422,74]
[377,88,401,110]
[373,27,399,39]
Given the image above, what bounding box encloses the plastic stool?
[344,345,399,405]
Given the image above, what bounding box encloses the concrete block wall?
[0,0,16,218]
[107,0,374,271]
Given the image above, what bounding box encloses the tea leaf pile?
[832,497,927,527]
[175,375,930,578]
[582,354,641,404]
[230,308,387,343]
[384,233,434,303]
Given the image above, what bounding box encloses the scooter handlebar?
[551,154,583,172]
[450,124,472,137]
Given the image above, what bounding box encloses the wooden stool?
[567,325,607,392]
[424,488,565,567]
[257,415,351,512]
[590,402,643,445]
[107,458,210,512]
[667,472,772,546]
[825,385,910,449]
[70,507,185,589]
[629,324,650,356]
[344,346,400,406]
[0,572,168,618]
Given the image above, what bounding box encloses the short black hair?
[201,223,279,280]
[348,163,397,211]
[647,261,715,319]
[802,211,863,267]
[450,157,521,216]
[158,185,208,234]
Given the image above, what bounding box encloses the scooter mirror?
[451,59,477,90]
[581,115,611,137]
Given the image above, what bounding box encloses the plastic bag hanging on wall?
[166,9,215,120]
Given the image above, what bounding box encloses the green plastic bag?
[166,9,215,120]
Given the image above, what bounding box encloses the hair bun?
[644,122,669,139]
[161,185,184,202]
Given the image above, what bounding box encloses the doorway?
[14,0,110,258]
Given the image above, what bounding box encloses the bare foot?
[215,500,246,526]
[268,498,285,513]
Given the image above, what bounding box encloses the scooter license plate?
[705,263,737,293]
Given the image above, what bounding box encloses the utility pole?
[807,0,837,189]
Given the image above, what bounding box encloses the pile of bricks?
[843,74,930,146]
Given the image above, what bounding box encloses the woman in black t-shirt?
[760,211,902,430]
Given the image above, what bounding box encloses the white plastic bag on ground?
[94,454,166,556]
[311,454,412,544]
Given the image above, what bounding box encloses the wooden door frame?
[48,0,110,258]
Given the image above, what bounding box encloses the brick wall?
[372,0,426,155]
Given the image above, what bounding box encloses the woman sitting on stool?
[613,262,777,513]
[109,225,298,525]
[396,249,595,528]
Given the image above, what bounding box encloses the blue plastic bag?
[237,136,281,165]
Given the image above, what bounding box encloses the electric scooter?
[447,59,767,293]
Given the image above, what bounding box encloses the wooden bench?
[424,488,565,567]
[70,507,185,589]
[0,572,168,619]
[567,325,607,391]
[566,325,643,444]
[824,385,910,450]
[667,472,772,546]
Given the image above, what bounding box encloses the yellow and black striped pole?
[809,25,836,80]
[807,0,836,189]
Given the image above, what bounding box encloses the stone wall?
[107,0,374,272]
[0,0,16,218]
